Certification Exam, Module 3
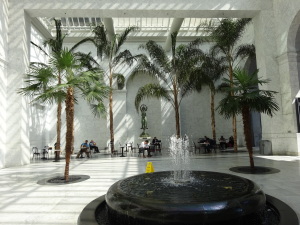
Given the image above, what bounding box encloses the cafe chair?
[32,147,40,159]
[154,143,162,155]
[137,144,143,157]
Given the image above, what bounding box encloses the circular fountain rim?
[105,170,266,223]
[77,194,299,225]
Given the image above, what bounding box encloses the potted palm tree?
[217,68,279,168]
[19,49,109,181]
[72,23,138,152]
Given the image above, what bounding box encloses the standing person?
[228,136,234,147]
[89,140,99,153]
[76,140,90,158]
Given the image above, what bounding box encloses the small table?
[120,146,126,157]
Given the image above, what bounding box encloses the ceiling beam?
[164,18,184,52]
[103,18,115,41]
[31,18,53,40]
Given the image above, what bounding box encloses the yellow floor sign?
[145,162,155,173]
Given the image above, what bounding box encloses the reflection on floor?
[0,150,299,225]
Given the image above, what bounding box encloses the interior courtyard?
[0,0,300,224]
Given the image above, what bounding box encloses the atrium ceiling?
[34,17,220,44]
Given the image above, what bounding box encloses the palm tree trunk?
[242,107,254,168]
[55,72,62,152]
[228,62,238,152]
[173,84,180,138]
[210,90,216,140]
[55,102,62,152]
[64,87,75,182]
[174,103,180,138]
[109,67,114,153]
[233,116,237,152]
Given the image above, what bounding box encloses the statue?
[140,104,148,130]
[139,104,150,138]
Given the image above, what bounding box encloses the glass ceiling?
[38,17,219,37]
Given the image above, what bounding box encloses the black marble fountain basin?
[78,171,299,225]
[106,171,265,224]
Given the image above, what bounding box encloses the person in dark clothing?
[89,140,99,153]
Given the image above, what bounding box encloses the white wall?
[0,0,8,168]
[63,39,246,149]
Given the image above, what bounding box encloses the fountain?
[169,134,191,182]
[78,135,299,225]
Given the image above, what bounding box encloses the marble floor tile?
[0,151,299,224]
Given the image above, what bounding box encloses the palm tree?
[30,18,67,153]
[19,49,109,181]
[217,68,279,168]
[193,51,227,140]
[201,18,256,152]
[131,32,204,137]
[72,23,137,152]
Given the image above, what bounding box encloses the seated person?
[219,136,227,150]
[199,137,206,143]
[76,140,90,158]
[140,140,150,158]
[89,140,99,153]
[152,136,161,148]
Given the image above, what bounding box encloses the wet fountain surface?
[107,171,264,205]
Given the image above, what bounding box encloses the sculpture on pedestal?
[139,104,150,138]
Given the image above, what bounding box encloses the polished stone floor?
[0,149,299,225]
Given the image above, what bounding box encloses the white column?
[5,6,31,166]
[103,18,115,41]
[253,10,298,155]
[164,18,184,52]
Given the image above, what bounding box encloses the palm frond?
[89,102,107,118]
[235,44,256,61]
[113,49,135,67]
[139,41,170,72]
[215,18,251,48]
[30,41,48,56]
[130,55,168,83]
[217,68,279,118]
[135,83,171,111]
[115,26,137,53]
[70,37,96,51]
